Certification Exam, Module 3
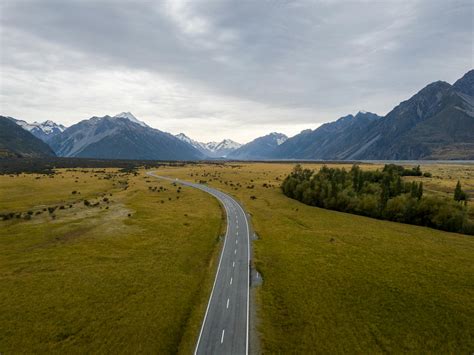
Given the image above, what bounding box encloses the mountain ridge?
[271,70,474,160]
[0,116,56,158]
[49,114,205,160]
[175,133,242,158]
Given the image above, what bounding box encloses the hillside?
[13,118,66,143]
[0,116,56,158]
[175,133,242,158]
[274,70,474,160]
[228,132,287,160]
[49,114,204,160]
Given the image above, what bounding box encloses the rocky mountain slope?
[13,118,66,142]
[0,116,56,158]
[228,132,288,160]
[49,114,204,160]
[273,69,474,160]
[175,133,242,158]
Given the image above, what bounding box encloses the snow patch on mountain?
[15,119,66,134]
[205,139,242,152]
[175,134,242,157]
[175,133,207,151]
[268,132,288,145]
[113,112,149,127]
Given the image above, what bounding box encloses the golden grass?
[157,162,474,353]
[0,169,222,353]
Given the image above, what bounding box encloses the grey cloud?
[0,0,472,140]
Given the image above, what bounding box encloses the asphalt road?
[147,172,250,355]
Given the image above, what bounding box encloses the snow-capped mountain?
[1,116,56,157]
[175,133,208,152]
[227,132,288,160]
[113,112,149,127]
[49,114,204,160]
[13,118,67,142]
[205,139,242,153]
[175,133,242,158]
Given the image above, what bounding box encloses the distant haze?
[0,0,472,143]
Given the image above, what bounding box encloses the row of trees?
[282,164,473,235]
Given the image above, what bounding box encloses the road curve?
[147,172,250,355]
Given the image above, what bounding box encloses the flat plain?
[1,162,473,353]
[157,162,474,353]
[0,169,223,353]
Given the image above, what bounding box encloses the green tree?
[416,182,423,200]
[454,181,467,202]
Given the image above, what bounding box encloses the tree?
[454,181,467,202]
[416,182,423,200]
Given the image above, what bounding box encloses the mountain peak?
[113,112,148,127]
[453,69,474,96]
[267,132,288,145]
[175,134,242,157]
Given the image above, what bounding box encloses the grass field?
[0,169,223,353]
[1,163,473,353]
[157,162,474,353]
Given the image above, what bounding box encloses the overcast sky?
[0,0,472,143]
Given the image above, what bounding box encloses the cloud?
[0,0,472,142]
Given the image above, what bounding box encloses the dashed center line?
[232,261,235,267]
[230,277,233,285]
[226,298,230,309]
[221,329,225,344]
[236,239,238,244]
[234,249,237,255]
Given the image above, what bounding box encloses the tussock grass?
[159,162,474,353]
[0,169,222,353]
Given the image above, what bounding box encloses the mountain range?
[0,116,56,158]
[48,113,204,160]
[175,133,242,158]
[12,118,66,143]
[1,69,473,161]
[227,132,288,159]
[271,69,474,160]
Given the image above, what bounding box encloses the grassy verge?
[0,169,223,353]
[158,162,474,353]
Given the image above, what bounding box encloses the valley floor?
[0,162,473,353]
[0,169,223,353]
[158,162,474,353]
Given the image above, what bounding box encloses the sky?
[0,0,472,143]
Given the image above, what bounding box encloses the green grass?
[0,170,223,353]
[159,162,474,353]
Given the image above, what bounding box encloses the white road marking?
[226,298,230,309]
[146,173,250,355]
[230,277,233,285]
[234,249,237,254]
[233,261,235,267]
[236,239,238,244]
